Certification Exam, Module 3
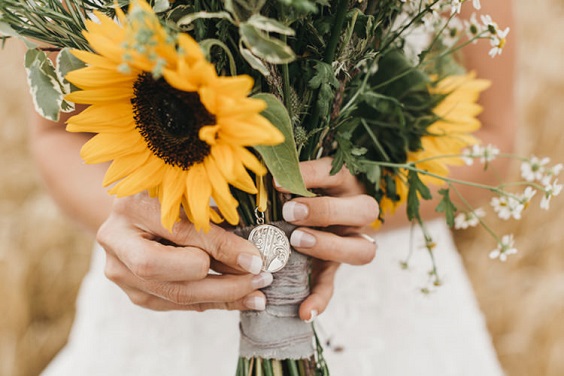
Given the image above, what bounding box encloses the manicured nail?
[282,201,309,222]
[305,309,318,323]
[290,230,316,248]
[251,272,273,289]
[244,296,266,311]
[237,253,263,275]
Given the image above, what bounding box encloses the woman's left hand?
[276,157,379,321]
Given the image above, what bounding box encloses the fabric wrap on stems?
[235,221,314,359]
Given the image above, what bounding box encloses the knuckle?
[128,292,152,308]
[315,197,336,226]
[104,259,122,283]
[161,283,191,304]
[129,251,157,280]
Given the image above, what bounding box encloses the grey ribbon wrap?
[235,221,314,359]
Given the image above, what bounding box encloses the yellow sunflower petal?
[103,151,151,187]
[80,131,146,164]
[160,166,187,231]
[204,157,239,225]
[66,86,134,104]
[66,67,136,90]
[211,143,235,180]
[66,103,135,133]
[232,147,267,176]
[109,156,166,197]
[211,75,254,97]
[186,163,212,232]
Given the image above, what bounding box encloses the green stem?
[323,0,349,64]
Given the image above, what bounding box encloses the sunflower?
[65,0,284,231]
[378,72,491,218]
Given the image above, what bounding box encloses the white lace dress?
[42,220,504,376]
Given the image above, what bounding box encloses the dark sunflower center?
[131,73,216,170]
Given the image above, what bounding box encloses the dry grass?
[0,1,563,375]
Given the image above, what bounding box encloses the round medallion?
[247,224,291,273]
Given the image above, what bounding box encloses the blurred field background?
[0,1,563,375]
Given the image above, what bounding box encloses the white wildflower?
[461,144,499,165]
[488,27,510,58]
[541,163,563,185]
[472,0,481,10]
[489,234,518,262]
[540,179,563,210]
[442,17,464,48]
[520,187,537,207]
[491,195,524,220]
[520,155,551,182]
[454,208,486,229]
[464,13,483,41]
[450,0,462,15]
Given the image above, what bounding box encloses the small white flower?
[489,234,518,262]
[491,195,524,220]
[540,179,563,210]
[450,0,462,15]
[442,17,464,47]
[473,0,481,10]
[520,156,551,182]
[541,163,563,185]
[481,144,501,163]
[519,187,537,207]
[464,13,483,41]
[488,27,510,58]
[454,208,486,229]
[461,144,499,165]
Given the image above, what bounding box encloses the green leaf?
[177,11,234,28]
[56,47,85,92]
[308,61,339,119]
[239,43,270,76]
[25,49,67,122]
[224,0,265,22]
[239,23,296,64]
[252,94,314,197]
[153,0,171,13]
[435,188,457,227]
[200,39,237,75]
[246,15,296,36]
[406,170,432,221]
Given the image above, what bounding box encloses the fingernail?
[244,296,266,311]
[237,254,263,275]
[290,230,316,248]
[251,272,273,289]
[305,309,318,323]
[282,201,309,222]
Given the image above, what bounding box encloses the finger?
[289,228,377,265]
[98,219,212,282]
[299,260,339,321]
[106,252,274,306]
[111,193,264,275]
[275,157,364,196]
[121,285,267,312]
[209,260,245,275]
[282,195,379,227]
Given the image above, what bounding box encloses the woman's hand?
[277,157,380,321]
[97,192,274,312]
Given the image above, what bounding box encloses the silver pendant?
[247,224,291,273]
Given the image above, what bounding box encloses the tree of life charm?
[248,224,291,273]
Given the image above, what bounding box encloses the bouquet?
[1,0,561,374]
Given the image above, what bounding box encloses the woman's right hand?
[97,192,274,312]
